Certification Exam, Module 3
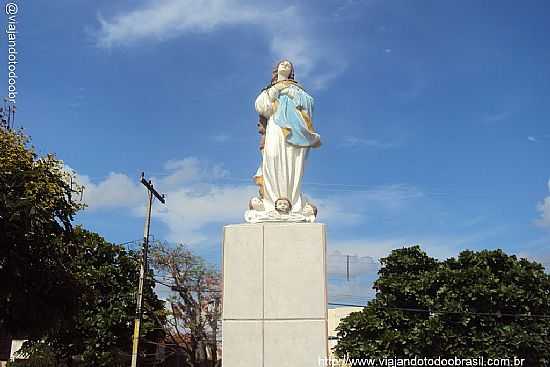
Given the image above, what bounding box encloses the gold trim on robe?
[296,107,321,147]
[271,99,278,115]
[253,175,265,198]
[296,108,315,132]
[281,127,291,138]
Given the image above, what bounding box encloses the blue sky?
[7,0,550,304]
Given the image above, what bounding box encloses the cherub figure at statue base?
[245,196,317,223]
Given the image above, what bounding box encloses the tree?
[0,127,83,336]
[18,228,166,367]
[150,242,222,367]
[335,246,550,366]
[1,127,166,365]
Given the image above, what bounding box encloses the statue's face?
[275,199,291,214]
[277,60,292,79]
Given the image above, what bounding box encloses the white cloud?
[536,179,550,229]
[516,246,550,272]
[305,183,423,229]
[327,250,378,278]
[76,158,423,246]
[328,277,377,304]
[342,135,405,149]
[325,229,509,304]
[318,183,422,208]
[76,157,226,213]
[342,136,398,149]
[155,184,257,243]
[527,136,537,142]
[78,172,143,211]
[94,0,345,88]
[76,157,250,243]
[159,157,228,189]
[211,134,231,143]
[327,250,380,304]
[329,229,502,262]
[96,0,261,47]
[482,111,510,123]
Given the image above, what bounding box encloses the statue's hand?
[268,83,290,100]
[273,82,290,93]
[280,86,298,101]
[267,86,280,101]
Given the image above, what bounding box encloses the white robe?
[255,85,309,213]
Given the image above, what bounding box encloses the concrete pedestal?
[222,223,328,367]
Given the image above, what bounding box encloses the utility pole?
[131,173,165,367]
[346,255,350,281]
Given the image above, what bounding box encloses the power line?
[328,303,550,319]
[71,172,543,197]
[118,235,157,249]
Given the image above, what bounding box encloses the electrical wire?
[328,302,550,319]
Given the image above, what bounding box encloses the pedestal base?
[222,223,328,367]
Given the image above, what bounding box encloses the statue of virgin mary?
[245,60,321,223]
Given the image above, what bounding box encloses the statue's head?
[271,60,294,84]
[274,197,292,214]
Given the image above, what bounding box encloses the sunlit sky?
[9,0,550,303]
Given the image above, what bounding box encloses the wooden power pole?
[131,173,165,367]
[346,255,350,281]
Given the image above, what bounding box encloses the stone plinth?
[222,223,328,367]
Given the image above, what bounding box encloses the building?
[327,307,363,361]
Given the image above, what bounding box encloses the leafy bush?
[335,246,550,366]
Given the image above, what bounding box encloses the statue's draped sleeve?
[255,89,275,118]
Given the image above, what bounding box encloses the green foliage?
[20,228,166,366]
[334,246,550,366]
[0,127,84,336]
[8,342,57,367]
[1,127,166,365]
